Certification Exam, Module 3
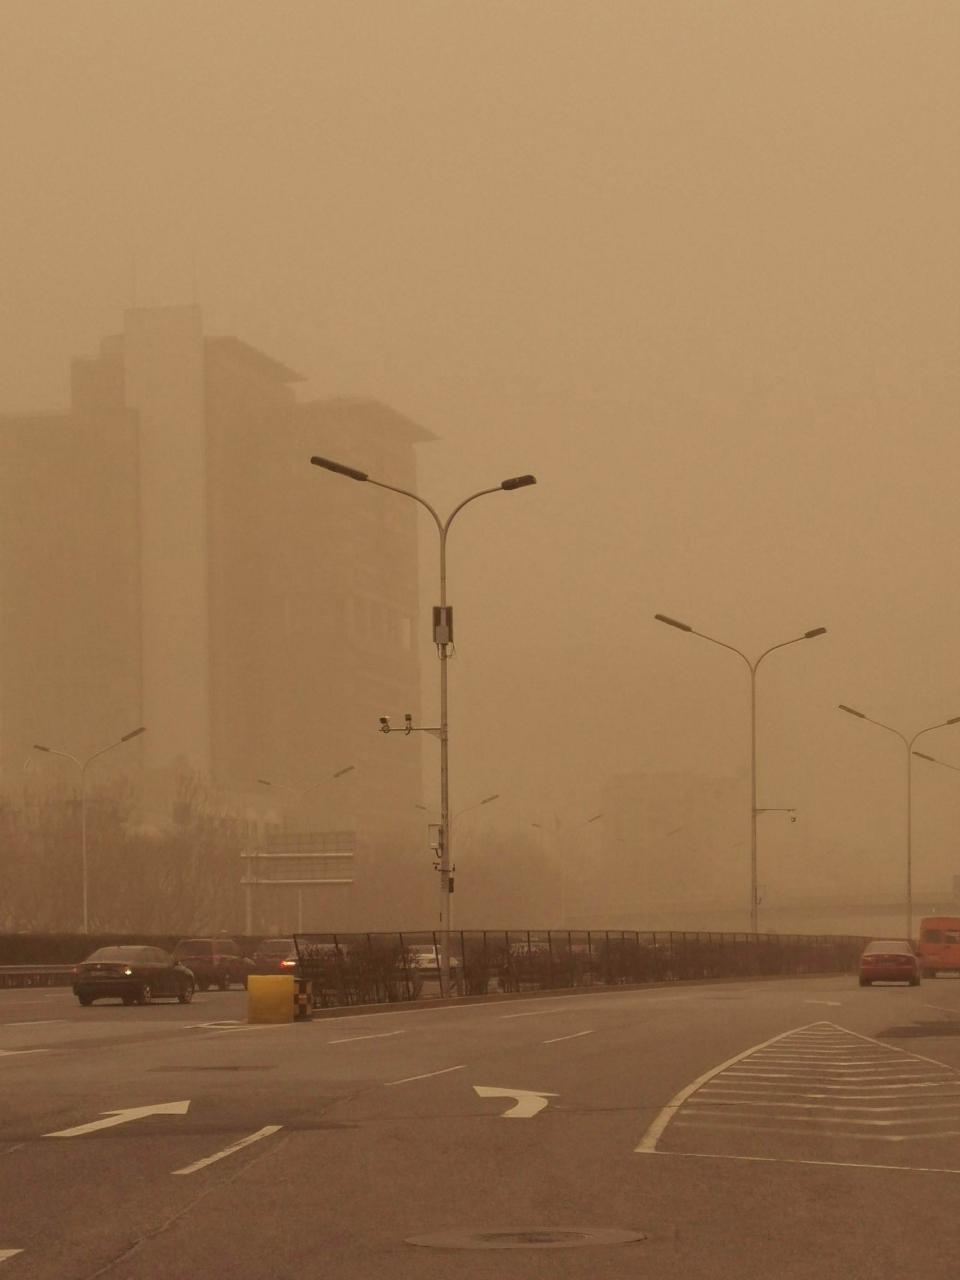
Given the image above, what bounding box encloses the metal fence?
[0,965,75,990]
[293,929,868,1009]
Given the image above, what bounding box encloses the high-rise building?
[0,305,434,928]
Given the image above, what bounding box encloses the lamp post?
[256,765,354,931]
[33,726,146,933]
[418,794,499,927]
[655,613,827,933]
[839,706,960,940]
[311,455,536,996]
[533,812,603,927]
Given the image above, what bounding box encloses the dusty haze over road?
[2,1,958,921]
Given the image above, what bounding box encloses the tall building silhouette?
[0,305,433,927]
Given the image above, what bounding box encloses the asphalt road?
[2,973,960,1278]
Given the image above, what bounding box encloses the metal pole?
[906,745,913,941]
[438,526,451,998]
[80,762,89,934]
[245,863,253,935]
[750,664,758,934]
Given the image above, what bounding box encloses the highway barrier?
[293,929,869,1010]
[0,964,74,990]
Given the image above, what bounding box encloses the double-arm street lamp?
[655,614,827,932]
[840,706,960,939]
[256,766,355,931]
[311,455,536,995]
[533,812,604,927]
[33,726,147,933]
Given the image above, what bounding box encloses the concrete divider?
[247,975,295,1023]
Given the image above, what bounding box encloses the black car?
[171,938,255,991]
[251,937,299,977]
[72,946,195,1006]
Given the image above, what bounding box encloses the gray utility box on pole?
[432,606,453,645]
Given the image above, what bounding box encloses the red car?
[859,939,920,987]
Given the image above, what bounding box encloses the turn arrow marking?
[44,1101,190,1138]
[473,1086,559,1118]
[0,1251,23,1263]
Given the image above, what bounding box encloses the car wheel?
[909,976,920,986]
[178,981,195,1004]
[77,994,93,1006]
[859,978,871,986]
[137,984,153,1005]
[198,982,209,993]
[218,976,229,992]
[121,994,135,1006]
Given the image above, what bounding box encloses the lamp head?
[33,744,50,753]
[655,613,693,633]
[839,704,866,719]
[121,726,146,742]
[804,627,827,639]
[500,474,537,490]
[311,456,369,482]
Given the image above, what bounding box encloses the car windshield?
[85,947,150,963]
[864,940,911,954]
[174,940,213,957]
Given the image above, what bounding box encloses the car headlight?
[123,968,133,975]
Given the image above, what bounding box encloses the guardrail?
[0,965,75,990]
[293,929,869,1009]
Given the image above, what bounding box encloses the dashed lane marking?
[327,1030,406,1045]
[653,1150,960,1175]
[384,1065,465,1086]
[804,1000,842,1006]
[171,1126,282,1175]
[2,1020,64,1027]
[543,1030,595,1044]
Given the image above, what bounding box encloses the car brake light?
[281,959,296,967]
[123,968,133,975]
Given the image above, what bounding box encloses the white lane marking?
[3,1020,64,1028]
[923,1003,960,1013]
[501,996,687,1019]
[0,1049,47,1058]
[543,1030,595,1044]
[636,1022,824,1153]
[327,1030,406,1045]
[651,1149,960,1175]
[385,1065,465,1086]
[45,1100,190,1138]
[804,1000,842,1006]
[0,1250,23,1263]
[820,1022,960,1075]
[473,1085,559,1118]
[171,1126,282,1175]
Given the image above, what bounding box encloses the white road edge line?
[543,1030,595,1044]
[172,1126,282,1176]
[327,1030,406,1045]
[635,1021,824,1153]
[385,1065,465,1086]
[649,1149,960,1175]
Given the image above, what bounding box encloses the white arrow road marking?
[473,1086,559,1118]
[172,1126,282,1175]
[45,1101,190,1138]
[0,1250,23,1263]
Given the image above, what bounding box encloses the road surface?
[2,973,959,1277]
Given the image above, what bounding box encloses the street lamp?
[256,766,355,931]
[655,613,826,932]
[33,726,146,933]
[312,455,536,995]
[533,812,603,927]
[839,706,960,939]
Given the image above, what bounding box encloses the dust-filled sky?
[2,1,959,913]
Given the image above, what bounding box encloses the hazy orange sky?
[2,1,958,913]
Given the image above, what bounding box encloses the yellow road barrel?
[247,975,295,1023]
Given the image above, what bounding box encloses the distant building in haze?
[0,305,434,929]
